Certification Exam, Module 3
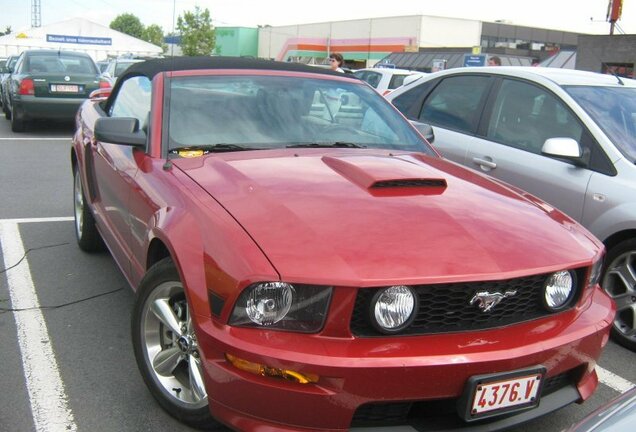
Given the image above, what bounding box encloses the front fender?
[143,190,279,322]
[584,200,636,244]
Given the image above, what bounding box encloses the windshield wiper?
[169,143,260,155]
[286,142,366,149]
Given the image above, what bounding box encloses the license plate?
[51,84,79,93]
[458,366,545,421]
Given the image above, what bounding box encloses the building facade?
[257,15,582,69]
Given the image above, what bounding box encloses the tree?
[0,26,11,36]
[143,24,167,52]
[110,13,144,39]
[176,6,215,56]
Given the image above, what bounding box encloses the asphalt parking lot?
[0,118,634,432]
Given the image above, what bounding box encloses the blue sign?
[463,54,486,67]
[47,34,112,46]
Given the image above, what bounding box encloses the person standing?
[329,53,345,72]
[487,56,502,66]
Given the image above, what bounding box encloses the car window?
[565,85,636,162]
[388,74,409,90]
[354,71,382,89]
[391,80,436,119]
[167,75,434,154]
[25,54,97,74]
[114,62,138,78]
[110,76,152,129]
[419,75,490,133]
[487,79,583,154]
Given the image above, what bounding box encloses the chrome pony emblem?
[64,76,70,82]
[470,290,517,312]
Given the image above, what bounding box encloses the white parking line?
[0,221,77,432]
[0,137,71,140]
[2,216,74,224]
[597,366,636,393]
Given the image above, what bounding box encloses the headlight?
[229,282,332,333]
[246,282,294,326]
[544,271,575,311]
[370,286,417,333]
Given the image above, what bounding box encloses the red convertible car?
[71,57,614,431]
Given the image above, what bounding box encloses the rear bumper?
[196,286,614,431]
[14,95,84,120]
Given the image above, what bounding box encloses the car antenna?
[163,0,178,171]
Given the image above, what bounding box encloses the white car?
[354,67,424,96]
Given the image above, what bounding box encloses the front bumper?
[196,286,614,431]
[14,95,84,120]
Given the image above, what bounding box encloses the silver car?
[388,67,636,350]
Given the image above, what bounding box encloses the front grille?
[351,369,576,428]
[351,270,584,336]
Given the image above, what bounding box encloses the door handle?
[472,157,497,170]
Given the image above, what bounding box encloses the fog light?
[225,353,318,384]
[245,282,294,325]
[371,286,417,333]
[544,271,575,311]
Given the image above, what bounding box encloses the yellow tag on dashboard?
[178,149,205,158]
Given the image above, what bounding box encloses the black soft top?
[120,56,345,81]
[108,56,355,110]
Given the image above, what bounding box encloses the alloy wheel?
[141,281,208,408]
[602,250,636,345]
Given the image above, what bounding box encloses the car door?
[414,75,494,164]
[465,78,593,221]
[91,76,151,274]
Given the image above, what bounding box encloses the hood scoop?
[322,155,447,196]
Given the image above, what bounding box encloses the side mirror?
[542,137,581,157]
[7,65,14,73]
[410,120,435,144]
[95,117,146,147]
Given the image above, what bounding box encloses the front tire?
[73,164,103,252]
[132,258,221,430]
[602,238,636,351]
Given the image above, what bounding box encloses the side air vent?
[371,179,447,189]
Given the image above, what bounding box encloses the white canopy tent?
[0,17,163,60]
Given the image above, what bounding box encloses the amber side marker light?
[225,353,319,384]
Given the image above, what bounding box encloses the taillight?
[99,80,111,89]
[19,78,35,95]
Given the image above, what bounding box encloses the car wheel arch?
[603,229,636,258]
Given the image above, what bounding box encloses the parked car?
[354,67,425,96]
[565,386,636,432]
[387,67,636,351]
[0,54,18,112]
[72,57,613,431]
[5,49,110,132]
[96,60,109,73]
[102,58,144,85]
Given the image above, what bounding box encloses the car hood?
[174,149,600,285]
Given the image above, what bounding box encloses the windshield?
[565,85,636,162]
[167,75,433,154]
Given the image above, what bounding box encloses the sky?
[1,0,635,36]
